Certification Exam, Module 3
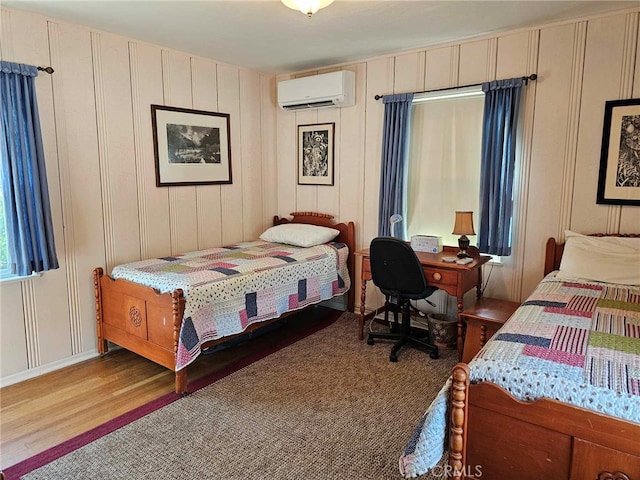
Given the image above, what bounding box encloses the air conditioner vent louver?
[282,100,336,111]
[277,71,355,110]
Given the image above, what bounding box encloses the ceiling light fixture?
[281,0,335,17]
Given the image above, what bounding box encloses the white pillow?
[557,231,640,285]
[259,223,340,247]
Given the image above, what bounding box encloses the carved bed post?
[172,289,187,394]
[93,267,108,355]
[449,363,470,480]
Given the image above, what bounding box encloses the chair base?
[367,329,439,362]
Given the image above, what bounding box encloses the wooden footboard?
[448,362,640,480]
[94,267,187,392]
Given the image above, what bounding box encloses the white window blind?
[406,89,484,248]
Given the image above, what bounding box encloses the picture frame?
[297,123,335,186]
[151,105,232,186]
[597,98,640,206]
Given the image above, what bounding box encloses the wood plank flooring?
[0,307,338,470]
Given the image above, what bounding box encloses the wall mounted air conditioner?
[277,71,355,111]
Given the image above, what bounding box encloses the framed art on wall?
[597,98,640,206]
[297,123,335,186]
[151,105,232,186]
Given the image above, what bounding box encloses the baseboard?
[0,349,99,388]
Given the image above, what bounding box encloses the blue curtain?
[0,61,58,276]
[477,78,523,256]
[378,93,413,238]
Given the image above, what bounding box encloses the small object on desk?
[442,256,457,263]
[455,257,473,265]
[411,235,443,253]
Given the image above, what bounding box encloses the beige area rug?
[22,312,455,480]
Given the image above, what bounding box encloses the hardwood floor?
[0,306,338,470]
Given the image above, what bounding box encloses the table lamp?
[452,211,476,258]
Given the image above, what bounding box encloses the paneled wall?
[2,6,640,385]
[0,8,277,384]
[275,9,640,313]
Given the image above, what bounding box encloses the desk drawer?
[423,267,457,286]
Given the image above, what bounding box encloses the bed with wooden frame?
[93,212,355,395]
[445,234,640,480]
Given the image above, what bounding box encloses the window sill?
[0,271,41,284]
[487,256,503,266]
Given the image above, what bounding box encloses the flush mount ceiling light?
[281,0,335,17]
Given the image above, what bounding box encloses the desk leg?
[359,279,367,340]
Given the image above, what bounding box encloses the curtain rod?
[37,66,54,74]
[373,73,537,101]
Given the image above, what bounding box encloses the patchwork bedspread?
[111,240,350,370]
[399,272,640,478]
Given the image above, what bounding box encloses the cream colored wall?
[0,8,277,384]
[275,10,640,315]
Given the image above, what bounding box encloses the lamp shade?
[452,211,476,236]
[281,0,335,16]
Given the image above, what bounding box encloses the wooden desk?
[354,246,490,359]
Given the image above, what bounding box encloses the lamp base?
[457,234,471,258]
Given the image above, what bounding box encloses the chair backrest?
[369,237,436,300]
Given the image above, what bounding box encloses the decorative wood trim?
[607,12,639,234]
[449,363,470,480]
[486,38,498,81]
[91,32,116,270]
[450,45,460,87]
[128,42,149,260]
[510,29,540,301]
[1,9,13,61]
[48,21,83,355]
[598,472,631,480]
[22,280,40,369]
[558,21,587,240]
[169,188,179,254]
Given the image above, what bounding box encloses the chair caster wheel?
[429,351,439,359]
[390,354,398,362]
[367,337,374,345]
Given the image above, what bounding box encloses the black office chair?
[367,237,439,362]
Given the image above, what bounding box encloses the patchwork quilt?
[111,240,350,370]
[399,272,640,478]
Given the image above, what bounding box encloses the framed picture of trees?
[297,123,334,186]
[151,105,232,186]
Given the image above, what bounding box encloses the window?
[0,60,59,281]
[406,87,485,248]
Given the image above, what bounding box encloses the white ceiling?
[5,1,638,74]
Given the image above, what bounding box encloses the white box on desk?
[410,235,443,253]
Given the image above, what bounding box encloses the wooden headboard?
[544,233,640,275]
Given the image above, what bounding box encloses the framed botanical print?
[151,105,232,186]
[597,98,640,206]
[297,123,334,186]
